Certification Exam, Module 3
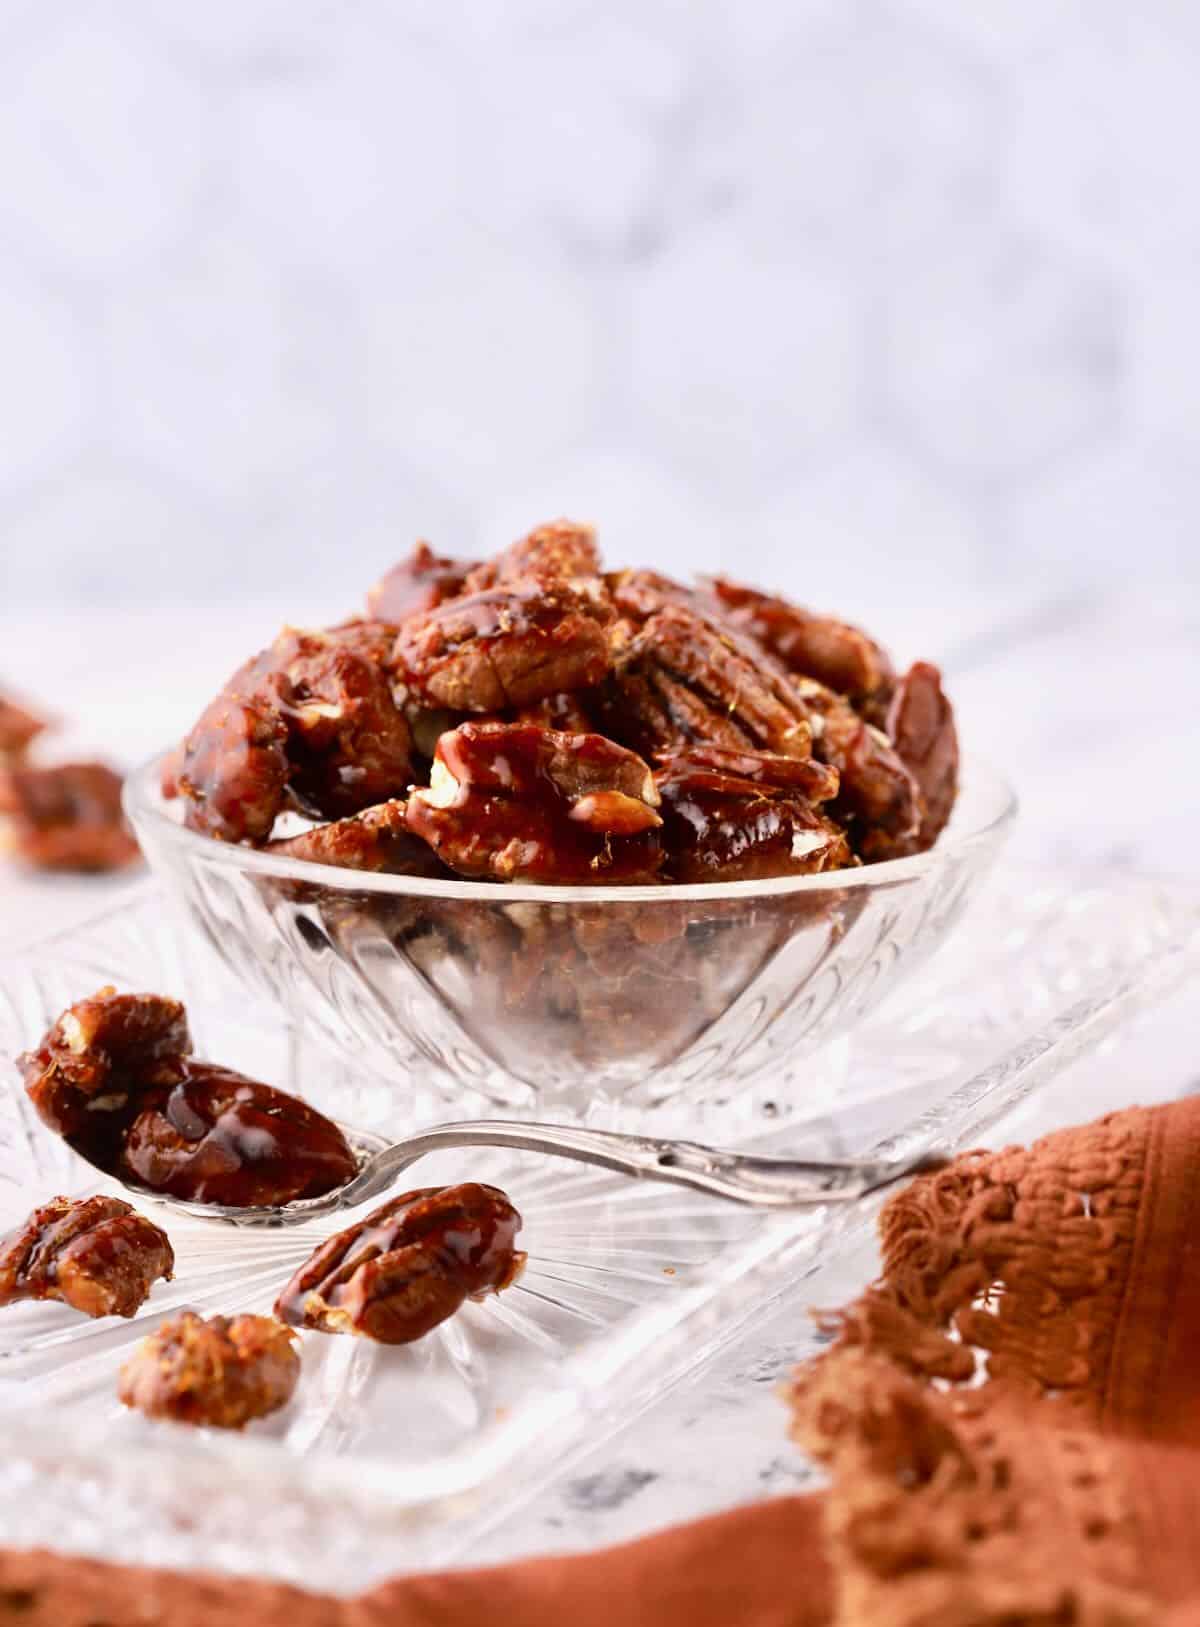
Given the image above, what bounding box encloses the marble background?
[0,0,1197,623]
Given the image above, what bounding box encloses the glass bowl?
[125,755,1016,1119]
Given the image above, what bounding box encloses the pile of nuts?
[166,520,959,885]
[4,989,526,1430]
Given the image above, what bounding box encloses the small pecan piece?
[0,762,140,873]
[119,1311,300,1429]
[367,542,476,623]
[0,1195,173,1319]
[392,581,611,713]
[275,1182,525,1344]
[654,746,853,883]
[406,721,663,883]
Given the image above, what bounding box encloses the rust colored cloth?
[3,1097,1199,1626]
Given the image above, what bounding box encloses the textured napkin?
[4,1095,1199,1625]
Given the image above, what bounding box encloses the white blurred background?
[1,1,1197,616]
[0,1,1197,886]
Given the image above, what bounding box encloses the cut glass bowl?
[125,754,1016,1118]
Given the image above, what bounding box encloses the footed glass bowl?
[125,756,1015,1118]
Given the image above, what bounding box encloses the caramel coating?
[393,581,612,714]
[119,1062,358,1207]
[276,1182,524,1344]
[655,746,853,883]
[0,1195,173,1319]
[118,1311,300,1429]
[406,721,663,883]
[20,989,356,1209]
[0,761,140,873]
[367,542,476,622]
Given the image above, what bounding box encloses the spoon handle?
[340,1120,931,1210]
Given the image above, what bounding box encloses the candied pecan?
[0,761,140,873]
[0,1195,173,1319]
[266,800,449,876]
[393,581,611,713]
[0,692,48,760]
[794,676,922,861]
[464,518,601,592]
[118,1311,300,1429]
[705,578,896,708]
[21,988,356,1207]
[21,989,190,1144]
[886,661,959,853]
[367,542,476,622]
[406,722,663,883]
[600,604,813,762]
[120,1062,358,1207]
[173,627,412,840]
[654,746,853,883]
[171,695,289,843]
[275,1183,524,1344]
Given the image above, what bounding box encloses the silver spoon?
[113,1119,939,1228]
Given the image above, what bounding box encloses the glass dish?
[124,753,1017,1118]
[0,866,1195,1590]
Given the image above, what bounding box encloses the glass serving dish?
[0,866,1196,1591]
[124,753,1017,1119]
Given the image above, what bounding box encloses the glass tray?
[0,866,1196,1591]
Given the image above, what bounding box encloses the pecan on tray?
[275,1182,524,1344]
[119,1311,300,1429]
[0,1195,173,1319]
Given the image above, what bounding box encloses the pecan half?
[366,542,476,623]
[0,762,140,873]
[885,661,959,854]
[392,581,611,713]
[600,604,813,761]
[275,1182,524,1344]
[795,676,922,861]
[654,746,853,883]
[705,578,895,710]
[172,627,412,841]
[405,721,663,883]
[118,1311,300,1429]
[0,1195,173,1319]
